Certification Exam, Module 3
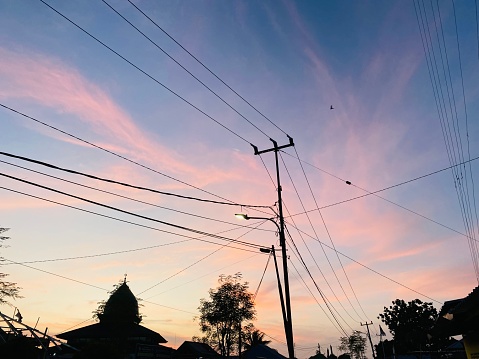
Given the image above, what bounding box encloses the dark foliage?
[93,280,142,325]
[338,330,367,359]
[378,299,451,354]
[0,228,21,305]
[243,329,271,350]
[197,273,256,357]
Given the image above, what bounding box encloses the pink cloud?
[0,47,266,192]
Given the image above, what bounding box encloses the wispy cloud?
[0,47,261,191]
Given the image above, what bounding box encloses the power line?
[286,226,353,334]
[4,258,107,291]
[450,0,479,281]
[0,186,263,254]
[0,159,274,232]
[280,151,367,323]
[0,171,266,250]
[414,0,479,280]
[38,0,252,146]
[138,219,269,296]
[284,220,442,305]
[433,0,479,279]
[0,152,272,209]
[280,158,362,325]
[282,150,479,243]
[145,253,259,300]
[476,0,479,60]
[253,252,271,300]
[101,0,271,139]
[287,258,345,337]
[104,4,380,319]
[3,258,198,318]
[282,202,355,334]
[287,246,349,337]
[6,239,190,265]
[125,0,289,137]
[58,318,94,334]
[256,146,357,331]
[0,103,243,207]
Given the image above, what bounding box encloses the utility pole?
[361,321,376,359]
[251,136,295,359]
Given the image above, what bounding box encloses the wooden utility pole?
[361,321,376,359]
[251,136,295,359]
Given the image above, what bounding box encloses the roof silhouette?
[98,280,141,325]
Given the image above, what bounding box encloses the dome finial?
[124,273,127,284]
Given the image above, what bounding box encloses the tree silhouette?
[243,329,271,350]
[338,330,366,359]
[0,228,21,305]
[92,279,142,324]
[197,273,256,357]
[378,299,449,354]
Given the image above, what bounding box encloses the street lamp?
[235,214,280,232]
[235,213,294,359]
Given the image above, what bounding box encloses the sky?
[1,0,479,357]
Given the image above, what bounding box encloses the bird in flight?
[330,105,334,110]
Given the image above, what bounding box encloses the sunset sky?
[1,1,479,357]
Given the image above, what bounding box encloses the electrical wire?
[420,0,478,279]
[414,0,479,280]
[138,219,269,296]
[101,0,271,140]
[280,152,365,323]
[450,0,479,281]
[146,253,259,300]
[3,258,198,317]
[256,148,359,331]
[39,0,253,146]
[281,150,479,244]
[0,186,263,255]
[0,152,271,209]
[287,246,349,337]
[290,147,370,321]
[0,172,265,250]
[287,256,346,337]
[6,239,191,265]
[0,159,274,232]
[283,220,442,305]
[125,0,289,137]
[0,103,244,207]
[253,252,271,300]
[285,225,352,335]
[476,0,479,60]
[109,0,471,302]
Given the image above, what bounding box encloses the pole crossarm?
[251,136,294,156]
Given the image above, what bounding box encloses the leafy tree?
[0,228,21,305]
[197,273,256,357]
[243,329,271,350]
[378,299,450,354]
[374,339,394,359]
[338,330,366,359]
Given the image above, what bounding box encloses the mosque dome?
[98,280,142,325]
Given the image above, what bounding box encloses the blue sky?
[1,1,479,357]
